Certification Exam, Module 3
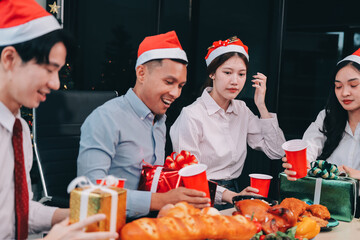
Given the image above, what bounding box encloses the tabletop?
[315,218,360,240]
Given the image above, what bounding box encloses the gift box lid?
[72,186,127,197]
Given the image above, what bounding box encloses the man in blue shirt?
[77,31,210,218]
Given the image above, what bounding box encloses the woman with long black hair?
[284,49,360,181]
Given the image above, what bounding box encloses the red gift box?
[138,151,198,193]
[138,151,217,206]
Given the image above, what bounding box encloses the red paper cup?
[178,164,210,199]
[249,173,273,198]
[96,178,126,188]
[282,139,308,179]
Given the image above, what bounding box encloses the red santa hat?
[337,48,360,65]
[135,31,188,69]
[205,36,249,66]
[0,0,61,46]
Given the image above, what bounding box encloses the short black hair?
[143,58,187,72]
[0,29,75,64]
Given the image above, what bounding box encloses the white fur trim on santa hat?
[0,15,61,46]
[135,48,188,69]
[206,45,249,66]
[337,55,360,65]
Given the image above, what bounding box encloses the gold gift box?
[69,186,126,233]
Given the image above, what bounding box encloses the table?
[315,218,360,240]
[221,208,360,240]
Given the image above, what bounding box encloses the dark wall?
[67,0,160,95]
[286,0,360,29]
[63,0,286,199]
[278,0,360,140]
[64,0,285,141]
[65,0,284,107]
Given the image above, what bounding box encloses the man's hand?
[151,187,210,210]
[43,214,118,240]
[51,208,70,226]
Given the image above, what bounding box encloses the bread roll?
[120,214,257,240]
[157,204,175,218]
[200,206,220,216]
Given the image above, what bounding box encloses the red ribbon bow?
[164,150,198,170]
[138,151,198,193]
[212,39,230,48]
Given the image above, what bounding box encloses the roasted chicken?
[234,197,331,234]
[280,198,331,227]
[308,204,331,220]
[234,199,297,234]
[280,197,308,219]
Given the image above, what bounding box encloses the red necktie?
[12,119,29,240]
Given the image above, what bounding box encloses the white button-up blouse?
[170,88,285,203]
[303,109,360,170]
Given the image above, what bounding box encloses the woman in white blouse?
[284,48,360,181]
[170,36,286,209]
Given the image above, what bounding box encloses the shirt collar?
[125,88,166,124]
[226,99,237,115]
[344,121,360,137]
[201,87,238,115]
[0,101,20,133]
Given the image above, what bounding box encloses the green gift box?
[279,172,358,222]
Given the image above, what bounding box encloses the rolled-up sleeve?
[214,185,227,205]
[28,201,57,234]
[247,112,286,159]
[126,189,152,218]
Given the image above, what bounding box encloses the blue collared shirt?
[77,88,166,218]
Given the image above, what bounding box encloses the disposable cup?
[249,173,273,198]
[282,139,308,179]
[178,164,210,199]
[96,178,126,188]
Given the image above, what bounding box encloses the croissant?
[120,213,257,240]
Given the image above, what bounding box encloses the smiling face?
[334,64,360,113]
[0,42,66,115]
[209,55,247,109]
[134,59,187,116]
